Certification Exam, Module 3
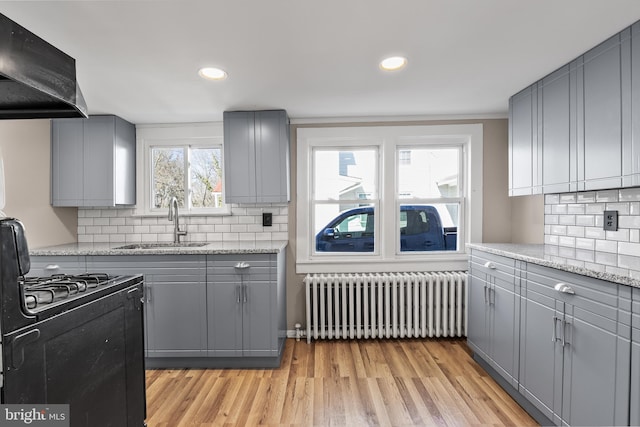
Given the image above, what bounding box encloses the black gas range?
[0,218,146,427]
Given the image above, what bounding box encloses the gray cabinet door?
[207,280,243,357]
[467,269,490,360]
[468,251,519,386]
[243,279,278,357]
[509,84,540,195]
[561,305,630,427]
[254,110,290,203]
[631,288,640,426]
[518,283,560,423]
[223,111,256,203]
[630,22,640,187]
[223,110,290,203]
[87,255,207,358]
[83,116,115,206]
[490,276,519,386]
[51,119,84,206]
[578,29,631,190]
[207,254,280,357]
[540,64,575,193]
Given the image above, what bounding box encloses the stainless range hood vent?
[0,13,88,119]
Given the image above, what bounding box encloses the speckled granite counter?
[30,241,288,256]
[468,243,640,288]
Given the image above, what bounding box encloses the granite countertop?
[30,241,288,256]
[468,243,640,288]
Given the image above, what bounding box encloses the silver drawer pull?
[483,261,496,269]
[235,262,250,269]
[554,283,575,294]
[44,264,60,272]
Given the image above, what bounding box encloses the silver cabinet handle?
[45,264,60,273]
[243,284,248,303]
[554,283,575,294]
[552,316,560,343]
[562,320,569,347]
[235,262,250,269]
[483,285,488,305]
[236,285,241,304]
[484,261,496,270]
[146,286,151,304]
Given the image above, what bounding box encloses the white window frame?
[135,122,230,216]
[296,124,483,273]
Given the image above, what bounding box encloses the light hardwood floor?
[145,338,537,426]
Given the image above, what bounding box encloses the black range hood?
[0,13,87,119]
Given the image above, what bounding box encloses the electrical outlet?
[603,210,618,231]
[262,212,273,227]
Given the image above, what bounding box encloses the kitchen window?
[136,123,228,215]
[296,124,483,273]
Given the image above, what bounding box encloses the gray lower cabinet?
[86,255,208,358]
[519,264,631,426]
[467,250,520,388]
[29,255,87,276]
[31,251,286,368]
[207,254,285,359]
[631,288,640,426]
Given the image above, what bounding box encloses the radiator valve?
[295,323,302,341]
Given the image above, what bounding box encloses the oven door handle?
[10,328,40,370]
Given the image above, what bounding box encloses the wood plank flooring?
[145,338,538,426]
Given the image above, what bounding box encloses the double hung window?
[297,124,482,273]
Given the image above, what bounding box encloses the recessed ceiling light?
[198,67,227,80]
[380,56,407,71]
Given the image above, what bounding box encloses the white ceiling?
[2,1,640,124]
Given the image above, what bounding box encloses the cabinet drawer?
[29,256,86,276]
[470,250,516,283]
[526,263,621,320]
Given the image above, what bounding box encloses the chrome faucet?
[168,196,187,243]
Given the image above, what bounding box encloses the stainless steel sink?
[115,242,208,250]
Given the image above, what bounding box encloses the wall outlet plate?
[262,212,273,227]
[603,210,618,231]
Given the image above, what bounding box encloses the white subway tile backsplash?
[596,190,619,203]
[78,202,289,244]
[544,190,640,277]
[577,192,596,203]
[545,194,560,204]
[559,215,576,225]
[618,241,640,257]
[551,204,568,215]
[605,202,630,215]
[620,187,640,201]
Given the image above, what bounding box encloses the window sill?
[130,206,232,218]
[295,252,470,274]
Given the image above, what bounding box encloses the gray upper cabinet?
[540,64,576,193]
[578,29,631,191]
[509,83,541,196]
[223,110,290,204]
[51,115,136,207]
[509,22,637,194]
[630,22,640,187]
[519,264,631,426]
